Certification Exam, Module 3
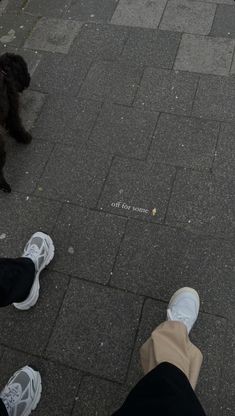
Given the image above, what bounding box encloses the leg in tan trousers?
[113,288,207,416]
[140,320,203,390]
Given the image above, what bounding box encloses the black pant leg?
[113,362,207,416]
[0,399,8,416]
[0,258,35,306]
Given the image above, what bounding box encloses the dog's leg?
[0,143,11,193]
[6,90,32,144]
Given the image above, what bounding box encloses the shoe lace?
[167,308,190,328]
[25,244,40,262]
[1,384,21,411]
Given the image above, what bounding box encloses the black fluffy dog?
[0,52,31,193]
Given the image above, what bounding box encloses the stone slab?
[0,348,81,416]
[135,68,199,115]
[79,61,143,105]
[4,141,53,194]
[73,375,128,415]
[122,29,181,69]
[111,0,167,29]
[31,53,91,95]
[98,158,176,223]
[0,194,61,257]
[25,0,69,17]
[166,169,235,238]
[24,17,82,54]
[160,0,216,35]
[175,34,235,76]
[218,321,235,416]
[52,205,126,284]
[70,22,128,61]
[65,0,118,22]
[20,89,46,131]
[35,145,112,206]
[89,104,159,159]
[46,279,143,381]
[210,4,235,38]
[0,272,69,354]
[32,96,101,147]
[111,221,235,316]
[193,75,235,122]
[150,113,219,170]
[0,13,37,49]
[213,122,235,176]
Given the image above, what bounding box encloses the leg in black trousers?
[112,362,206,416]
[0,258,35,307]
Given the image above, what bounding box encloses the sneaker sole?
[13,233,55,311]
[168,287,200,312]
[22,367,42,416]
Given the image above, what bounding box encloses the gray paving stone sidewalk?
[0,0,234,415]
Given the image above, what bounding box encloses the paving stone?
[210,4,235,38]
[0,194,61,257]
[24,17,82,54]
[70,23,128,61]
[191,314,227,415]
[135,68,199,115]
[193,75,235,122]
[0,271,69,354]
[122,29,181,69]
[111,0,167,29]
[20,89,46,131]
[0,13,37,49]
[160,0,216,35]
[231,54,235,74]
[149,113,219,170]
[166,169,235,237]
[25,0,69,17]
[65,0,118,22]
[73,375,128,415]
[175,34,235,76]
[52,204,126,284]
[0,0,8,14]
[213,122,235,176]
[218,321,235,416]
[199,0,234,3]
[0,348,81,416]
[32,96,101,147]
[46,279,143,381]
[4,141,53,194]
[31,53,91,95]
[79,61,142,105]
[35,145,112,206]
[111,221,235,316]
[4,0,28,12]
[127,299,165,386]
[98,158,175,223]
[89,104,159,158]
[127,298,226,415]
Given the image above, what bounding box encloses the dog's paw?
[17,131,32,144]
[0,181,11,193]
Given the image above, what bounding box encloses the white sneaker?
[13,232,55,310]
[167,287,200,334]
[0,366,42,416]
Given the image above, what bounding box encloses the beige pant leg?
[140,321,203,390]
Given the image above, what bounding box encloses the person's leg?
[0,232,54,309]
[113,288,206,415]
[0,366,41,416]
[0,258,35,307]
[141,288,203,390]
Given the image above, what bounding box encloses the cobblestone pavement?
[0,0,235,415]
